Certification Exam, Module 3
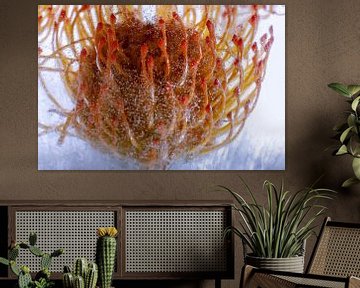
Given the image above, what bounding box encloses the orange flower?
[38,5,276,169]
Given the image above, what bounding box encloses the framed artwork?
[38,5,285,170]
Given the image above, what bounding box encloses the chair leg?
[240,265,255,288]
[215,278,221,288]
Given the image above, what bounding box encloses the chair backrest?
[307,217,360,277]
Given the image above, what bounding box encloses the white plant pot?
[245,254,305,273]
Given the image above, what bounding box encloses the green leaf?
[0,257,9,266]
[347,114,356,128]
[336,145,348,155]
[328,83,351,97]
[342,177,360,188]
[348,85,360,97]
[340,126,352,143]
[351,96,360,111]
[348,135,360,157]
[352,157,360,179]
[223,179,335,258]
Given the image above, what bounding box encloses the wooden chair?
[241,217,360,288]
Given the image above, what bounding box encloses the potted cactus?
[96,227,118,288]
[62,258,98,288]
[328,83,360,187]
[0,232,63,288]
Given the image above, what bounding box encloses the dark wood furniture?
[0,201,234,288]
[241,217,360,288]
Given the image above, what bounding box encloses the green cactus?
[21,265,30,274]
[18,269,32,288]
[87,262,97,271]
[10,260,21,276]
[96,227,118,288]
[41,253,52,270]
[63,259,98,288]
[9,246,19,260]
[35,268,51,281]
[63,271,74,288]
[74,258,88,279]
[74,275,85,288]
[29,233,37,246]
[64,265,72,273]
[19,243,30,249]
[0,257,9,266]
[85,263,98,288]
[29,246,44,257]
[0,232,63,288]
[51,248,64,258]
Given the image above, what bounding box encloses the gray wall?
[0,1,359,287]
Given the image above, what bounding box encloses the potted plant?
[328,83,360,187]
[221,179,334,273]
[0,232,63,288]
[62,258,98,288]
[96,227,118,288]
[62,227,118,288]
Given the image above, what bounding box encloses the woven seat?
[241,217,360,288]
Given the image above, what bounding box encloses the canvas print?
[38,5,285,170]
